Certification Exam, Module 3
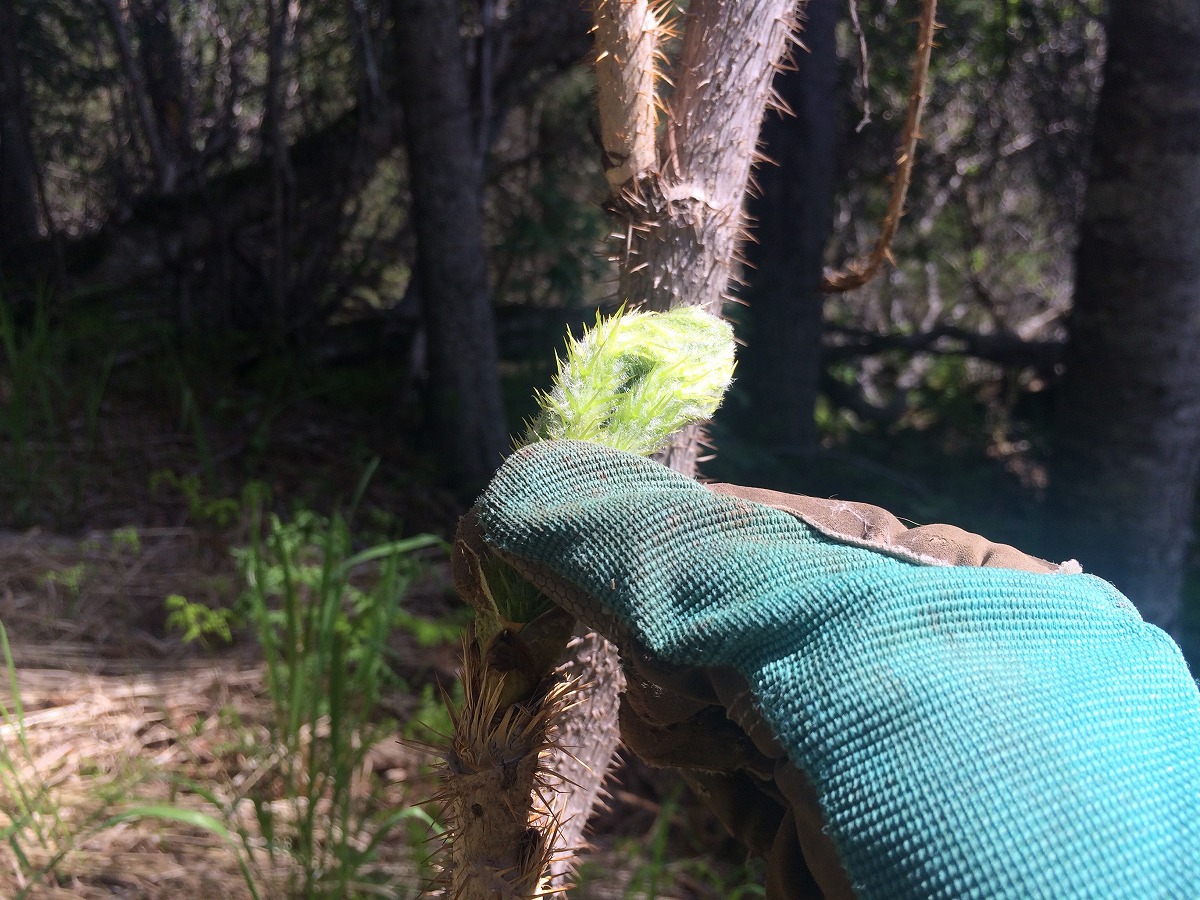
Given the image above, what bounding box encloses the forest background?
[1,0,1199,896]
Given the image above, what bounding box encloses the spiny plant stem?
[442,307,735,896]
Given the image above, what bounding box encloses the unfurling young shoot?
[474,306,737,632]
[525,306,737,456]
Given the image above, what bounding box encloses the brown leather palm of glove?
[613,484,1062,900]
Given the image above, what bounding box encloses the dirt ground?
[0,524,440,898]
[0,523,757,899]
[0,350,764,898]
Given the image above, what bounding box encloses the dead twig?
[822,0,939,293]
[847,0,872,132]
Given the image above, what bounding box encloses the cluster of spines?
[428,636,582,899]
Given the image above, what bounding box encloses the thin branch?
[821,370,908,425]
[822,0,939,293]
[822,323,1064,369]
[847,0,872,132]
[264,0,295,332]
[99,0,175,193]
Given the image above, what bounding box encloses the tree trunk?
[739,0,840,454]
[0,3,42,254]
[132,0,192,185]
[101,0,176,193]
[1048,0,1200,634]
[393,0,508,485]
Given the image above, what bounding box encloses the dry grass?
[0,312,768,898]
[0,528,763,900]
[0,528,442,899]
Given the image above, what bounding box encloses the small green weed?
[110,526,142,556]
[150,469,250,530]
[242,510,440,895]
[39,563,86,598]
[0,621,69,889]
[158,494,453,896]
[164,594,237,646]
[151,462,459,894]
[223,497,447,897]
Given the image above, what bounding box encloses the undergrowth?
[0,467,458,897]
[0,294,114,526]
[161,471,456,898]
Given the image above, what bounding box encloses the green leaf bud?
[526,306,736,456]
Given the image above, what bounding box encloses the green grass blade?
[347,455,382,526]
[338,535,443,575]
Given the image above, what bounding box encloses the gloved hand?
[471,440,1200,899]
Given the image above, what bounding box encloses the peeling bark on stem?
[610,0,798,319]
[593,0,662,190]
[599,0,799,477]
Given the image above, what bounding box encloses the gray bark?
[101,0,176,193]
[393,0,508,485]
[600,0,799,478]
[739,0,840,453]
[1048,0,1200,634]
[615,0,799,322]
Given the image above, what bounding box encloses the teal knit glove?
[474,440,1200,899]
